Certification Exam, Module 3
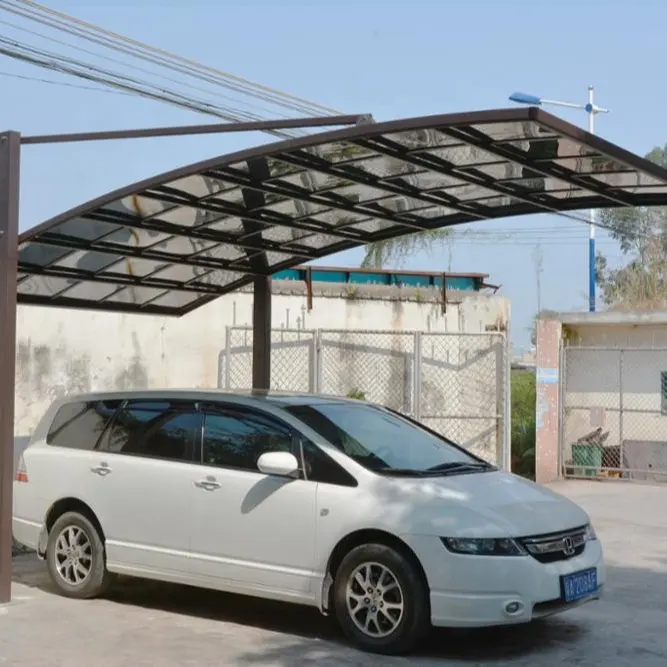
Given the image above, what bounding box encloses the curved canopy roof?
[17,107,667,316]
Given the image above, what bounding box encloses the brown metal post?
[441,272,447,315]
[252,275,272,390]
[305,266,313,312]
[0,132,20,604]
[21,115,371,146]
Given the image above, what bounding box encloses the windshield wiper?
[372,462,495,477]
[373,468,431,477]
[426,461,495,474]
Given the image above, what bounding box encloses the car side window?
[105,400,200,463]
[47,400,123,450]
[301,438,358,487]
[202,407,294,471]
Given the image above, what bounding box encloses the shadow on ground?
[13,556,664,664]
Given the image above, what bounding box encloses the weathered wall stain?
[114,332,149,390]
[14,285,509,441]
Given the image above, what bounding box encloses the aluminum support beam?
[0,132,20,604]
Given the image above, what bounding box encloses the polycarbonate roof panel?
[18,107,667,316]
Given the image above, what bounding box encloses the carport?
[3,106,667,603]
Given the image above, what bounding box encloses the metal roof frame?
[15,107,667,318]
[4,107,667,605]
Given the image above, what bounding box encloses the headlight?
[441,537,527,556]
[584,524,597,541]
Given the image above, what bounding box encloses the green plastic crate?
[572,443,603,477]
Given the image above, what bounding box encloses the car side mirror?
[257,451,299,478]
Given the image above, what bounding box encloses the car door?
[189,402,317,601]
[90,399,201,577]
[17,399,124,543]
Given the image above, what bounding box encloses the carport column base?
[535,317,563,484]
[252,275,272,391]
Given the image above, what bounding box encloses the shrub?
[346,388,366,401]
[511,369,535,479]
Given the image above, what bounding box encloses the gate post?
[499,332,511,471]
[314,329,322,393]
[223,326,231,389]
[535,317,563,484]
[413,331,422,420]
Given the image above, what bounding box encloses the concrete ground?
[1,480,666,666]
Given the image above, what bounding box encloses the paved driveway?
[2,480,666,666]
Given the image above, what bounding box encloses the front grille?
[518,525,587,563]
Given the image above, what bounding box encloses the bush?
[511,369,536,479]
[346,388,366,401]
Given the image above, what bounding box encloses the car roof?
[50,388,360,409]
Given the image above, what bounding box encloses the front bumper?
[407,535,604,628]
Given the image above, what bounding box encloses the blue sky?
[2,0,664,346]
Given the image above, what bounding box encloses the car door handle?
[90,464,112,476]
[194,478,221,491]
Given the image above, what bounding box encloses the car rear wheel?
[46,511,114,599]
[333,543,429,654]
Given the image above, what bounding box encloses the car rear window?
[47,400,123,450]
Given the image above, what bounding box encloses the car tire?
[46,511,114,599]
[333,543,430,655]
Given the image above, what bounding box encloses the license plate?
[561,568,598,603]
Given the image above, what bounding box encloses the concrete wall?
[14,280,509,469]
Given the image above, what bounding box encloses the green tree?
[596,144,667,309]
[362,229,453,268]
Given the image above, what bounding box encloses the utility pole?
[509,87,609,312]
[532,243,543,315]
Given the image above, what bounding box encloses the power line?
[0,37,305,138]
[0,67,129,93]
[17,0,341,114]
[450,239,620,246]
[0,0,351,142]
[456,226,598,236]
[0,14,297,121]
[0,0,343,118]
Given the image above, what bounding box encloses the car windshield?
[285,402,487,475]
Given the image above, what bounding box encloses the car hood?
[386,470,589,537]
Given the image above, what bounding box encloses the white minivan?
[13,390,603,655]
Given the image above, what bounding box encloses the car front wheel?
[333,543,430,654]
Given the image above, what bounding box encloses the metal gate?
[561,346,667,482]
[221,326,510,467]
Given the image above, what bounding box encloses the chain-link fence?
[223,327,317,392]
[562,346,667,482]
[318,329,416,414]
[420,332,506,461]
[221,326,509,465]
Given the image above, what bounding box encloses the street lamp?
[509,87,610,312]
